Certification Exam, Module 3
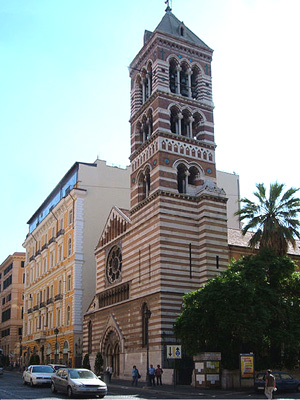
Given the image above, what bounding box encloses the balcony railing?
[47,298,54,305]
[56,229,65,237]
[27,308,32,314]
[42,243,48,251]
[39,302,46,308]
[29,255,35,262]
[35,250,41,257]
[54,294,63,301]
[33,305,39,311]
[48,237,56,245]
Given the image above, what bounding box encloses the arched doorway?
[102,330,121,377]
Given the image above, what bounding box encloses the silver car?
[23,365,54,386]
[51,368,107,398]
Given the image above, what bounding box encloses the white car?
[23,365,55,386]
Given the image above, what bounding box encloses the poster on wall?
[240,353,255,379]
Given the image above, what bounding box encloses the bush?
[82,353,91,370]
[94,352,104,376]
[29,354,40,365]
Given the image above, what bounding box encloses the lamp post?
[144,307,152,387]
[54,328,59,363]
[19,336,22,368]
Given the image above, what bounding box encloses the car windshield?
[32,366,54,373]
[69,370,95,379]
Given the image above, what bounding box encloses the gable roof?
[147,9,212,50]
[96,206,131,250]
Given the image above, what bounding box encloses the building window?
[88,321,92,354]
[43,258,47,273]
[2,308,11,322]
[58,280,62,295]
[67,238,72,257]
[67,275,71,291]
[3,275,12,289]
[106,245,122,284]
[68,209,73,225]
[66,306,70,325]
[57,309,61,327]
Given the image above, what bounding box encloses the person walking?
[131,365,140,386]
[149,364,156,386]
[265,369,276,399]
[155,364,163,385]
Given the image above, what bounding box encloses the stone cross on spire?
[165,0,172,12]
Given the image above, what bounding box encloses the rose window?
[106,246,122,284]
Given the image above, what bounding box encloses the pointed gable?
[144,9,212,50]
[96,206,131,249]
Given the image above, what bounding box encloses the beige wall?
[78,159,131,314]
[216,171,241,230]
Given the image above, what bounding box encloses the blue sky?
[1,0,300,263]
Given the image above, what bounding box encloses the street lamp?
[54,328,59,363]
[19,336,22,367]
[144,307,152,387]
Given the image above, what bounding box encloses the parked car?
[255,371,300,392]
[51,368,107,398]
[23,365,55,386]
[48,364,66,371]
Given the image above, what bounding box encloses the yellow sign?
[240,354,254,379]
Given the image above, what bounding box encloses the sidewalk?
[107,377,256,398]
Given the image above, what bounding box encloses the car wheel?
[30,379,34,387]
[51,382,57,394]
[67,386,73,398]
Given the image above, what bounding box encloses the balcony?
[56,229,65,238]
[47,297,54,305]
[27,308,32,314]
[29,255,35,262]
[54,294,63,301]
[35,250,41,257]
[33,305,39,311]
[39,302,46,308]
[48,237,56,245]
[33,331,46,341]
[42,243,48,251]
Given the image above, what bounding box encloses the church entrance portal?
[102,330,120,377]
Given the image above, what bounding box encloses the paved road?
[1,370,300,399]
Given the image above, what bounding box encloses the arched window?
[192,112,204,139]
[57,308,61,327]
[88,320,92,354]
[180,63,189,97]
[169,59,177,93]
[68,209,73,225]
[191,66,200,99]
[188,166,199,185]
[177,164,187,194]
[138,167,151,201]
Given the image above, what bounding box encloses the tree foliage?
[235,182,300,256]
[174,250,300,369]
[94,352,104,376]
[82,353,91,370]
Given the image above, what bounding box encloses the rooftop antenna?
[165,0,172,12]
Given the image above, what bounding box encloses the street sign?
[167,345,182,359]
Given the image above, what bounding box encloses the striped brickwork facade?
[83,11,229,384]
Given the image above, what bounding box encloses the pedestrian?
[131,365,140,386]
[265,369,276,399]
[155,364,163,385]
[106,366,112,382]
[148,364,156,386]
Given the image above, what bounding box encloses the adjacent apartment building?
[0,252,25,365]
[22,159,130,367]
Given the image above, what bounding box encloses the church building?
[83,7,230,383]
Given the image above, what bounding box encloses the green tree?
[174,250,300,369]
[94,352,104,376]
[235,182,300,256]
[29,354,40,365]
[82,353,91,370]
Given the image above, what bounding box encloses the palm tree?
[235,182,300,256]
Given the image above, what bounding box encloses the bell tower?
[129,7,217,210]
